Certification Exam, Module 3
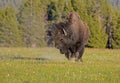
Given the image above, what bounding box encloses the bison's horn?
[63,28,67,36]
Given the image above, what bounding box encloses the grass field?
[0,47,120,83]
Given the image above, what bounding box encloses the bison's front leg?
[75,45,85,62]
[65,50,72,60]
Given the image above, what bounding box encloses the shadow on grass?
[0,55,50,61]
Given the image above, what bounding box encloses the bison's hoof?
[75,58,83,62]
[68,58,75,62]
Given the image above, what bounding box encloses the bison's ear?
[62,28,67,36]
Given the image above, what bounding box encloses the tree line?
[0,0,120,48]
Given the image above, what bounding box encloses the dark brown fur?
[53,12,90,61]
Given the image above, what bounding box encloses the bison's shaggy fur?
[53,12,90,61]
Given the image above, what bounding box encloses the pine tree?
[112,13,120,48]
[87,14,108,48]
[0,7,23,47]
[18,0,46,47]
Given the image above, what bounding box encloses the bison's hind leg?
[75,54,83,62]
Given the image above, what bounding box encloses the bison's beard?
[60,49,64,54]
[59,48,67,54]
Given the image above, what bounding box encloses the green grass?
[0,48,120,83]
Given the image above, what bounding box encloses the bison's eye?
[60,39,63,41]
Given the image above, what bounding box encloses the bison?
[53,12,90,61]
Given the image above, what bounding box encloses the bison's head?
[53,23,69,54]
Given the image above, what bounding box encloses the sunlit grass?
[0,47,120,83]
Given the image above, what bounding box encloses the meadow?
[0,47,120,83]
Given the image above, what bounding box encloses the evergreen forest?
[0,0,120,48]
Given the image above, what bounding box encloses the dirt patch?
[0,55,50,61]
